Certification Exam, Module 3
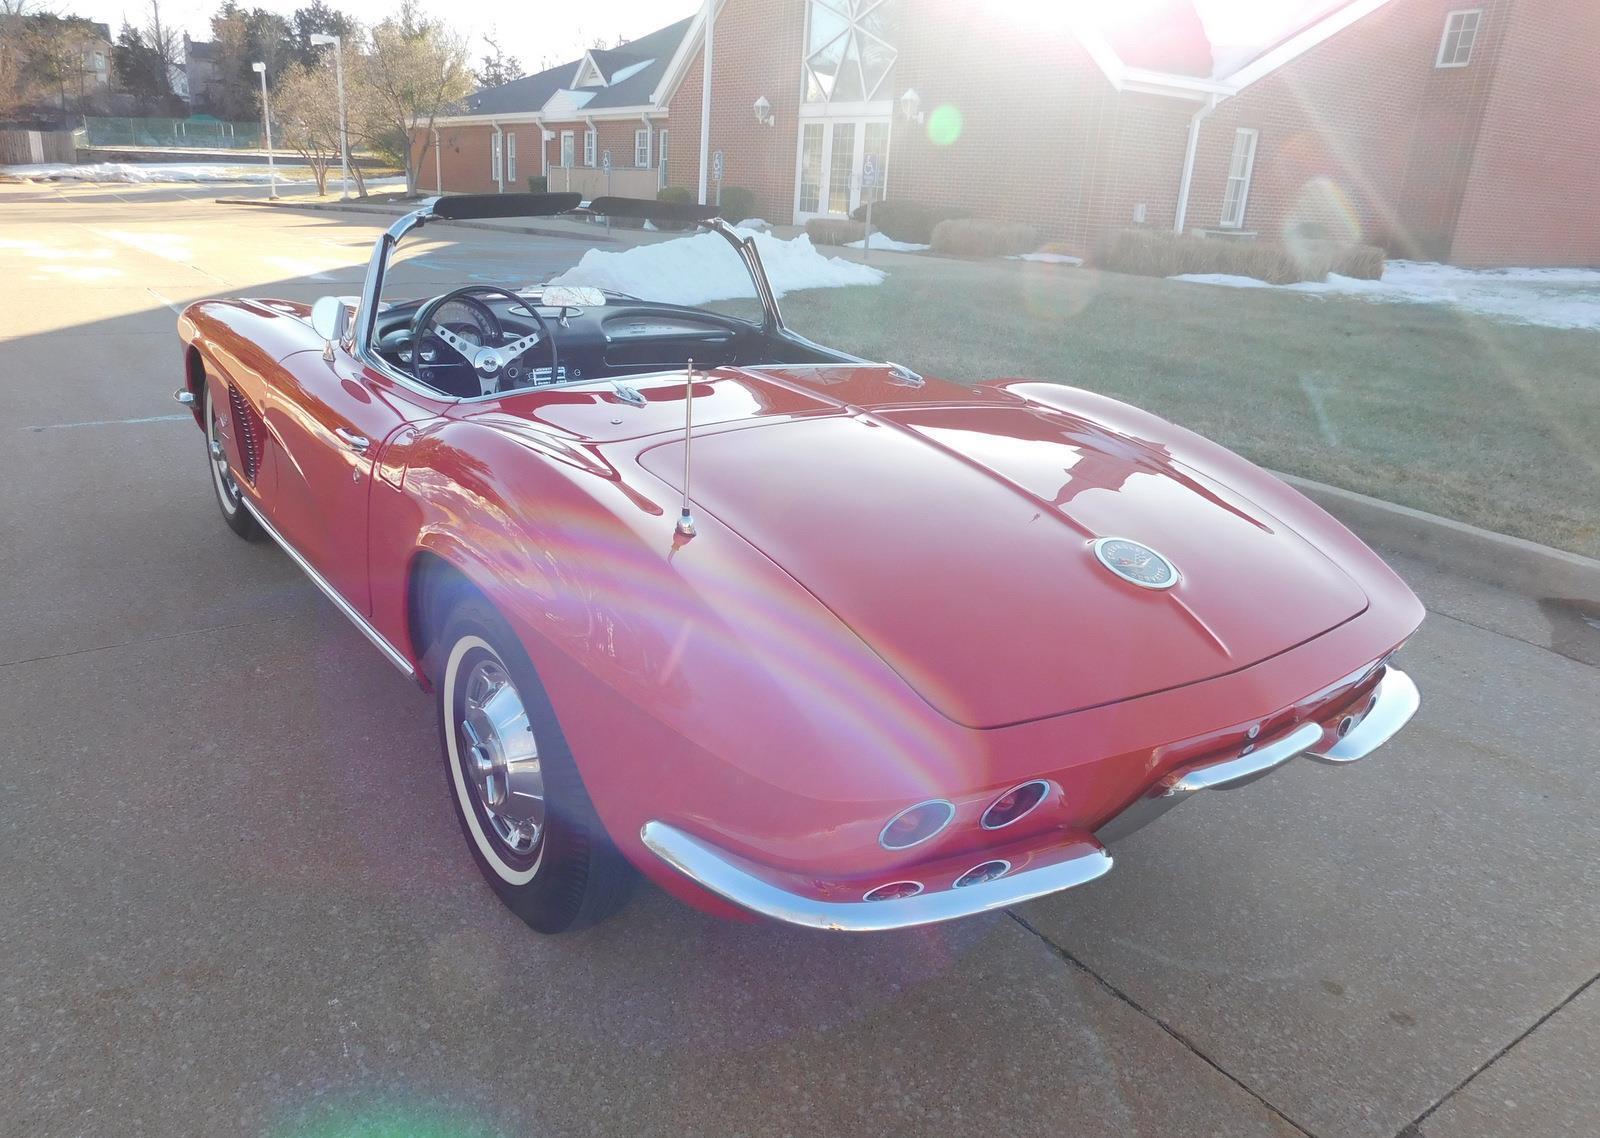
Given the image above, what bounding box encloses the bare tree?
[0,0,43,118]
[358,1,471,194]
[271,58,338,193]
[142,0,178,96]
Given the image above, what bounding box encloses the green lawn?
[775,257,1600,559]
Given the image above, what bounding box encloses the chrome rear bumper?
[642,666,1419,932]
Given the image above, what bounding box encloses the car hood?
[638,390,1368,729]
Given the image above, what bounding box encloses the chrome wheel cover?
[457,656,545,855]
[206,396,241,514]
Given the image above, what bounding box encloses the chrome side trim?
[235,494,416,678]
[641,820,1112,932]
[1094,721,1324,845]
[1305,666,1419,765]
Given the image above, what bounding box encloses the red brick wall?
[419,116,666,196]
[1185,0,1511,257]
[666,0,807,220]
[1450,0,1600,266]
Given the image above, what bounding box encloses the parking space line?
[25,413,188,432]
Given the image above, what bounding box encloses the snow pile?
[0,162,313,184]
[1009,252,1083,265]
[549,227,885,305]
[1170,260,1600,332]
[734,218,772,232]
[846,232,929,252]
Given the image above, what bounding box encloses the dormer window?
[804,0,897,105]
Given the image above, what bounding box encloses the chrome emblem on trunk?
[1093,537,1179,590]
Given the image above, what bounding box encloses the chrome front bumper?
[642,666,1420,932]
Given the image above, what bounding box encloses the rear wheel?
[430,593,635,933]
[205,386,260,541]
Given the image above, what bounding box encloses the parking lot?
[1,181,1596,1137]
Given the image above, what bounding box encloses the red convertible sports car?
[175,193,1423,933]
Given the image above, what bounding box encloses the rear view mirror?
[310,296,350,359]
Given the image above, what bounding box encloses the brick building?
[421,0,1600,267]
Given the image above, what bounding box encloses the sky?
[75,0,1343,74]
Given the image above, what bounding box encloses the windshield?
[378,212,771,329]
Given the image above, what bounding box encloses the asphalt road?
[2,181,1596,1138]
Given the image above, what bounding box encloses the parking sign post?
[602,150,613,234]
[861,154,879,262]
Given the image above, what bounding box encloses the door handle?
[335,427,370,453]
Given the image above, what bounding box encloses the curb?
[1277,471,1600,602]
[213,196,619,244]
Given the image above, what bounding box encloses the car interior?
[370,289,847,399]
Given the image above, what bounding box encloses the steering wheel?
[410,285,558,397]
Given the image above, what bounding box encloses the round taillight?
[954,860,1011,888]
[863,880,924,902]
[980,780,1050,830]
[878,799,956,851]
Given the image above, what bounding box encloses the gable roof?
[1077,0,1400,95]
[463,16,693,118]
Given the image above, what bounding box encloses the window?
[560,130,575,168]
[804,0,897,104]
[491,132,503,184]
[506,132,517,183]
[798,123,824,213]
[658,129,668,168]
[1220,128,1258,229]
[635,128,651,168]
[1437,10,1482,67]
[584,129,596,167]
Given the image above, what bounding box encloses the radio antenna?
[676,359,697,537]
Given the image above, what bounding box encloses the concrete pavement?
[0,180,1595,1137]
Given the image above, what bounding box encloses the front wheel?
[430,595,636,933]
[204,385,260,541]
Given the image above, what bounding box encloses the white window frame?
[490,131,503,185]
[634,128,651,168]
[659,129,669,167]
[583,129,596,167]
[1436,9,1482,68]
[560,130,575,168]
[506,132,517,184]
[1220,128,1259,230]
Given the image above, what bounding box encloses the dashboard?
[371,291,768,398]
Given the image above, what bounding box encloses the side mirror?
[310,296,350,360]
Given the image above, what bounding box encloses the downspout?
[431,126,441,194]
[1174,93,1219,235]
[491,121,504,193]
[697,0,714,204]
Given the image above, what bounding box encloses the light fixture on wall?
[753,95,775,127]
[899,88,923,125]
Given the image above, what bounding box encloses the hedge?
[716,185,757,222]
[930,218,1039,257]
[849,198,970,244]
[805,218,868,246]
[1096,229,1385,284]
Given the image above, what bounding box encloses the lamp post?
[309,33,349,199]
[251,61,277,200]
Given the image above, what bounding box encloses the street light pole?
[310,33,349,199]
[251,61,277,200]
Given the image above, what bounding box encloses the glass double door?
[796,118,890,221]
